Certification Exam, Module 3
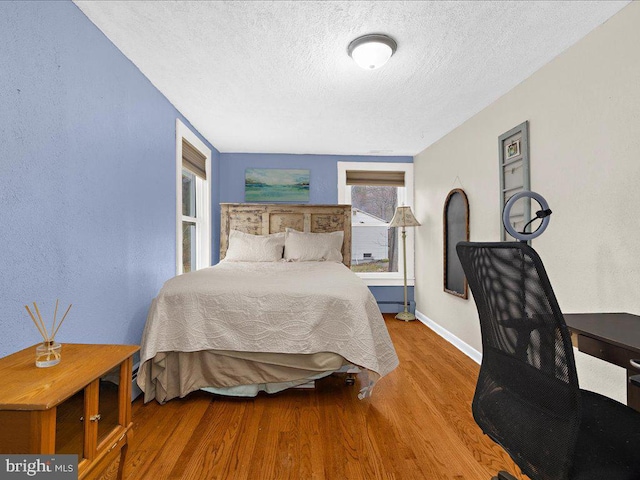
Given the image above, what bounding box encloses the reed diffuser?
[25,300,72,368]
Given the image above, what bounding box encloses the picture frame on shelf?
[506,139,520,159]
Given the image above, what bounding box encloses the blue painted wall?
[219,153,414,307]
[0,1,219,357]
[220,153,411,204]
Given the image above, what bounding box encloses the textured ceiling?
[73,1,629,156]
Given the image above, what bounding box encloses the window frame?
[176,119,211,275]
[337,162,415,287]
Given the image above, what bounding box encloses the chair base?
[492,472,518,480]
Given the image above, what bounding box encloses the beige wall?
[414,3,640,398]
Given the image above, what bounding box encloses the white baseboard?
[415,310,482,365]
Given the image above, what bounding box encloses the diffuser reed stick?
[33,302,47,340]
[25,305,48,342]
[51,299,59,340]
[52,303,72,341]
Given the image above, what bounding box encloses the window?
[351,186,399,273]
[338,162,414,286]
[176,119,211,275]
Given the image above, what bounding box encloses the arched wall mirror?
[443,188,469,299]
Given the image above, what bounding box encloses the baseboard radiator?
[131,361,142,401]
[377,300,416,314]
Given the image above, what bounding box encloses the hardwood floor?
[121,315,528,480]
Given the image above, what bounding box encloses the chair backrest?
[456,241,581,480]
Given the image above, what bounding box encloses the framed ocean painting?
[245,169,310,202]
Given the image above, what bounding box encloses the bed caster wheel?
[345,375,356,386]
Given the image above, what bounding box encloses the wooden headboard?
[220,203,352,267]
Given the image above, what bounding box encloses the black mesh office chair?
[456,241,640,480]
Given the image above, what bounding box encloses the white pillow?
[224,230,285,262]
[284,229,344,262]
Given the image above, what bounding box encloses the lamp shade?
[389,206,420,228]
[348,34,397,70]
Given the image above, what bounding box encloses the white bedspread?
[138,261,399,399]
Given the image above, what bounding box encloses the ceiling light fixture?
[348,34,397,70]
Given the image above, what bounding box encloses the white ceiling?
[73,1,629,156]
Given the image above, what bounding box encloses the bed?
[137,203,399,404]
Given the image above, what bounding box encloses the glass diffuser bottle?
[35,341,62,368]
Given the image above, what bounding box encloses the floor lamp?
[389,206,420,321]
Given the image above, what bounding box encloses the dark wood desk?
[565,313,640,411]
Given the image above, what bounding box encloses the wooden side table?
[0,343,139,479]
